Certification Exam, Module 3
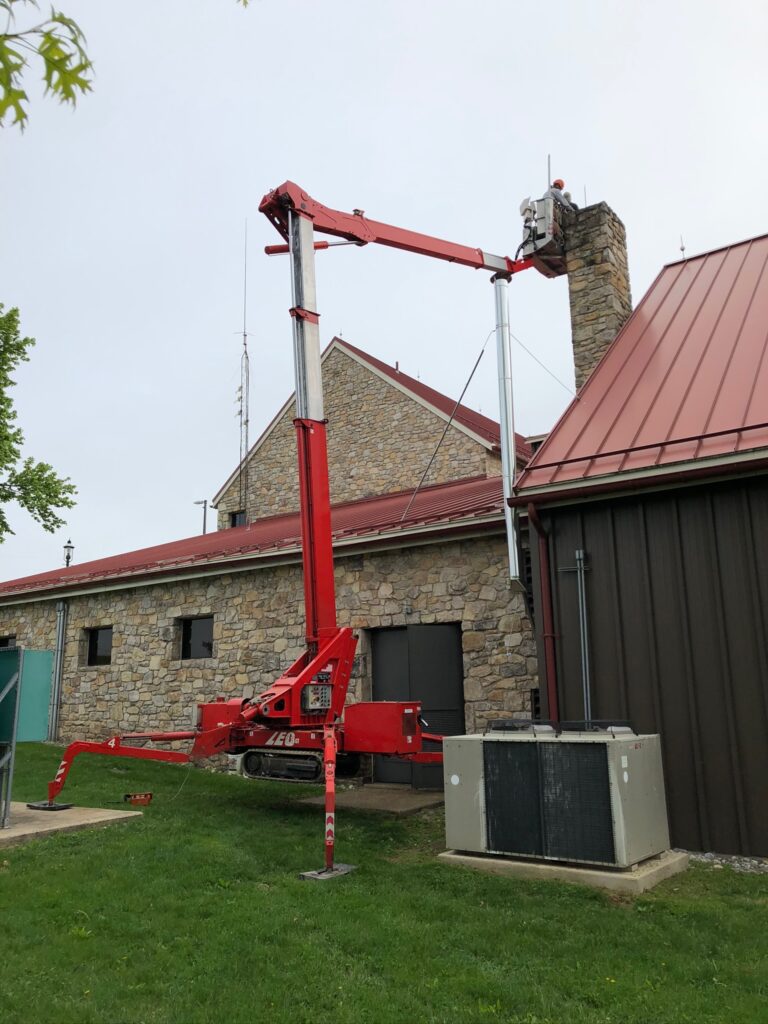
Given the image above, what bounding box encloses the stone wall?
[216,346,498,527]
[0,601,58,651]
[564,203,632,391]
[0,532,537,744]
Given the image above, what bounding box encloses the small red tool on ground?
[123,792,153,807]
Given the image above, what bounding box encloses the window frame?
[86,626,113,666]
[179,615,214,660]
[229,510,246,528]
[0,635,17,650]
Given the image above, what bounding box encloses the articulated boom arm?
[259,180,534,277]
[260,180,536,587]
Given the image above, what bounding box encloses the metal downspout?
[574,548,593,723]
[48,599,67,741]
[526,504,560,722]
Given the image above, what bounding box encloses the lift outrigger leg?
[28,733,195,811]
[299,724,353,880]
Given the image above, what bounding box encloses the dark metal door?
[371,628,411,785]
[371,623,465,789]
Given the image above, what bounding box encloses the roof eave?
[511,448,768,508]
[0,510,507,605]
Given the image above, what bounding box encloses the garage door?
[371,623,465,789]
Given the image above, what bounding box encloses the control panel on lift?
[302,671,333,712]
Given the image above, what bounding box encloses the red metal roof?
[516,233,768,498]
[335,338,533,459]
[0,475,505,600]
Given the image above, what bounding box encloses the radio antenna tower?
[238,220,251,516]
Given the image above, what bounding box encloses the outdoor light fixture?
[194,499,208,535]
[63,539,74,567]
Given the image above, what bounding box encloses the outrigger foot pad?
[26,801,73,811]
[299,863,356,881]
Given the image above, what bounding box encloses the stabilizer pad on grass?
[299,863,356,881]
[26,801,73,811]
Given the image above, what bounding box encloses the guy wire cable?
[399,328,495,523]
[399,323,576,524]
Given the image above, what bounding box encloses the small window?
[87,626,113,666]
[0,635,17,650]
[181,616,214,659]
[230,510,246,528]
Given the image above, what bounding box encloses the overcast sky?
[2,0,767,581]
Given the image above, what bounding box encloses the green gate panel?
[17,650,53,742]
[0,649,21,744]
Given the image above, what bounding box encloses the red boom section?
[295,418,337,643]
[259,181,533,276]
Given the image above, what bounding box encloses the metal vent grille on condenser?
[483,740,542,856]
[484,740,616,864]
[540,742,615,863]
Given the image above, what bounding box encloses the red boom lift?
[35,181,558,877]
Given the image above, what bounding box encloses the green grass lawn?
[1,744,766,1024]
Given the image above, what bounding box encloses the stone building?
[213,338,508,523]
[0,200,631,786]
[0,342,540,782]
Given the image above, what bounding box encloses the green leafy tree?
[1,0,250,129]
[0,1,91,128]
[0,304,76,540]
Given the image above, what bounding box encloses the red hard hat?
[553,178,565,189]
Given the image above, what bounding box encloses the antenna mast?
[238,221,251,516]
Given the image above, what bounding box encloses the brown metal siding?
[534,473,768,856]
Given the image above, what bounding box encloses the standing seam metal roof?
[516,233,768,495]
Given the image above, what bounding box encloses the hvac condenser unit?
[443,729,670,868]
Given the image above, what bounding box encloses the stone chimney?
[563,203,632,390]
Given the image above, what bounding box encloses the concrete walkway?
[300,783,444,816]
[0,802,141,848]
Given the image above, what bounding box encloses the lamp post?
[194,500,208,535]
[63,539,74,567]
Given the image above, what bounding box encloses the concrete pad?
[438,849,689,894]
[0,802,141,849]
[299,783,444,816]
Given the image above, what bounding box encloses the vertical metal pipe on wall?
[527,504,560,722]
[574,549,593,723]
[48,599,68,741]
